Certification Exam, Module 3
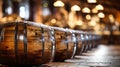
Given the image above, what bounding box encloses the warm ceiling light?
[92,15,100,22]
[53,0,64,7]
[86,14,91,20]
[71,5,81,11]
[109,14,114,22]
[51,18,56,23]
[89,20,97,26]
[98,12,105,18]
[95,4,104,10]
[76,20,83,25]
[92,8,98,13]
[87,0,97,3]
[82,7,91,13]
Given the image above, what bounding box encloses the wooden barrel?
[53,29,77,62]
[0,21,97,65]
[0,22,55,65]
[75,33,84,55]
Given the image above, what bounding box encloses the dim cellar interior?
[0,0,120,67]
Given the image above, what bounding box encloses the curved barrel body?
[0,22,55,65]
[0,21,100,65]
[53,30,76,62]
[0,21,77,65]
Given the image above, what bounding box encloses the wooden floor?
[45,44,120,67]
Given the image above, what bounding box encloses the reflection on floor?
[46,44,120,67]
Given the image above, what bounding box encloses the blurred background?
[0,0,120,44]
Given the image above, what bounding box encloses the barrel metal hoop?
[50,29,56,62]
[88,34,92,50]
[84,34,89,52]
[0,25,3,58]
[71,33,77,58]
[0,25,3,41]
[14,22,19,63]
[79,34,84,54]
[23,23,28,64]
[75,34,79,55]
[65,32,69,58]
[81,34,86,53]
[41,27,45,63]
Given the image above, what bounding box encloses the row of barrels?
[0,21,101,66]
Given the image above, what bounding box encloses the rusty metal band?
[23,23,28,64]
[41,27,45,63]
[0,25,3,41]
[14,22,19,63]
[0,25,3,58]
[65,32,69,58]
